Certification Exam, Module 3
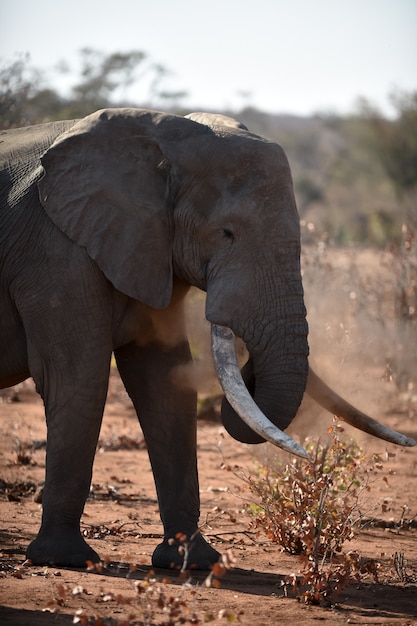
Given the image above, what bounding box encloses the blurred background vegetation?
[1,48,416,249]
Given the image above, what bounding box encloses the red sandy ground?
[1,370,416,626]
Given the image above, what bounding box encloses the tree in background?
[358,91,417,355]
[365,91,417,200]
[0,53,45,129]
[1,54,416,254]
[0,49,187,129]
[68,48,148,116]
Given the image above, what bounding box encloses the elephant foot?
[26,531,101,568]
[152,532,221,571]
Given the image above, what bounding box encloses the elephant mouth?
[210,324,309,459]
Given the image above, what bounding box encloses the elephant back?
[0,120,77,211]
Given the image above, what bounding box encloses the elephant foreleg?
[115,338,221,570]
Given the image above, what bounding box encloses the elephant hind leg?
[27,529,101,568]
[25,341,112,566]
[21,291,114,565]
[26,336,112,566]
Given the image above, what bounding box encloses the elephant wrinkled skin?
[0,108,414,570]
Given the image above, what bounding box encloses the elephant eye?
[222,227,235,241]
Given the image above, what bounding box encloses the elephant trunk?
[212,311,309,448]
[211,325,309,458]
[206,242,309,450]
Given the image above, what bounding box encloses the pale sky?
[1,0,416,116]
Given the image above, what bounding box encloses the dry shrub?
[244,419,388,605]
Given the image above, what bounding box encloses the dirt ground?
[1,247,417,625]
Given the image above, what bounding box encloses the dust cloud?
[292,244,417,441]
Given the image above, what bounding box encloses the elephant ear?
[38,108,182,308]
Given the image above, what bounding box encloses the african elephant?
[0,108,414,570]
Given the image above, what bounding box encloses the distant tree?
[359,90,417,198]
[0,49,188,129]
[69,48,147,116]
[358,92,417,326]
[295,176,324,213]
[0,53,43,128]
[25,88,67,122]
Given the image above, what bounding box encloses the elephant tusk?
[306,367,416,448]
[210,324,310,460]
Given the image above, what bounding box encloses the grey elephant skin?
[1,109,413,570]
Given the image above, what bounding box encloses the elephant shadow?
[83,560,417,618]
[0,607,73,625]
[79,559,287,595]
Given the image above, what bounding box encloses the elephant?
[0,108,414,570]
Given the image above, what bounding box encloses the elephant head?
[38,108,415,456]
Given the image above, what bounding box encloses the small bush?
[244,420,387,604]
